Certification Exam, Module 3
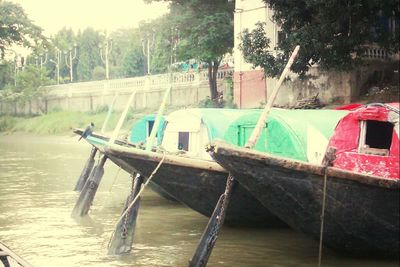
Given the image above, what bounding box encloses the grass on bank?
[0,105,187,135]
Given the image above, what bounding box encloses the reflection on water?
[0,134,398,267]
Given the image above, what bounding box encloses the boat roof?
[165,108,263,140]
[166,108,348,162]
[328,103,399,178]
[129,114,166,144]
[224,108,348,161]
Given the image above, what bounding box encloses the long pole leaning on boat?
[72,91,137,217]
[74,92,118,192]
[108,84,172,255]
[189,45,301,267]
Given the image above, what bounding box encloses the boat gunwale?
[210,140,400,189]
[104,143,227,173]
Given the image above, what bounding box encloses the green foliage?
[92,66,105,80]
[240,0,400,78]
[0,1,47,59]
[0,60,14,88]
[122,47,145,77]
[0,115,17,131]
[240,22,284,78]
[14,65,51,100]
[76,28,102,81]
[147,0,235,100]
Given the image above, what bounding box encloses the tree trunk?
[207,59,221,104]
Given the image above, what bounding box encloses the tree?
[0,1,47,59]
[14,65,51,99]
[76,28,102,81]
[240,0,400,78]
[110,27,145,77]
[146,0,235,104]
[0,60,14,88]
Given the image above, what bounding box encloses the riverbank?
[0,106,186,135]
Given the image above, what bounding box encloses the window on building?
[359,120,393,156]
[277,31,286,45]
[178,132,189,151]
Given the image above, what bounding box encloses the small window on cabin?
[147,121,156,137]
[178,132,189,151]
[359,120,393,156]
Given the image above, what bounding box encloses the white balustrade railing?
[362,44,399,60]
[43,68,233,97]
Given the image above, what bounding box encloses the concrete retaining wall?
[0,69,233,115]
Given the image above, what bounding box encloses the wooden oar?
[72,155,107,217]
[107,173,144,254]
[189,45,300,267]
[107,85,171,255]
[74,147,97,192]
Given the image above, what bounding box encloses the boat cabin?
[328,103,399,179]
[161,108,348,163]
[129,114,166,146]
[161,108,257,160]
[224,108,348,163]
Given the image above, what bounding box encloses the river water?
[0,134,398,267]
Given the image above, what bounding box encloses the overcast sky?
[11,0,169,36]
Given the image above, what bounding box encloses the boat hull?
[73,129,176,201]
[209,141,400,256]
[104,145,284,227]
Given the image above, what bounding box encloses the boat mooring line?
[108,167,122,193]
[318,147,336,267]
[111,153,166,231]
[318,167,328,267]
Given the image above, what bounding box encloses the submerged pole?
[189,45,301,267]
[189,175,236,267]
[72,155,107,217]
[107,84,171,255]
[74,147,98,192]
[108,174,144,255]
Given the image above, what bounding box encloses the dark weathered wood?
[0,242,32,267]
[72,155,107,217]
[189,45,301,266]
[209,140,400,257]
[104,145,284,227]
[74,147,97,192]
[189,175,236,267]
[108,174,144,255]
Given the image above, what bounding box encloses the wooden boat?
[103,143,283,226]
[100,108,291,226]
[74,117,175,201]
[208,103,399,256]
[0,242,32,267]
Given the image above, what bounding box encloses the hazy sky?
[11,0,169,36]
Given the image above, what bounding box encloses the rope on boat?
[318,168,328,267]
[318,147,336,267]
[108,152,166,247]
[108,167,121,193]
[366,103,399,114]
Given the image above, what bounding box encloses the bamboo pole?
[146,85,171,151]
[108,83,171,255]
[109,90,137,144]
[189,45,300,267]
[246,45,300,148]
[101,92,118,133]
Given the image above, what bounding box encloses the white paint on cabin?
[307,125,329,164]
[161,110,212,160]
